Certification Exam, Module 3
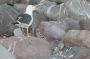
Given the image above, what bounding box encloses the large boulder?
[0,36,51,59]
[35,0,90,21]
[63,30,90,49]
[38,21,67,49]
[38,21,67,40]
[62,0,90,20]
[0,4,19,37]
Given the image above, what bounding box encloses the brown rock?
[87,0,90,3]
[0,36,51,59]
[38,21,66,40]
[63,30,90,49]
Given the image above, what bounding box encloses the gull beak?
[12,22,19,25]
[32,5,39,11]
[32,5,43,14]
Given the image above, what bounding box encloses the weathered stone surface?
[32,11,48,36]
[63,30,90,49]
[20,0,30,4]
[52,45,90,59]
[38,21,66,40]
[14,4,27,13]
[61,18,80,30]
[34,0,56,15]
[49,0,68,3]
[0,36,51,59]
[80,19,90,30]
[20,0,39,4]
[0,4,19,37]
[0,44,16,59]
[0,0,8,4]
[73,48,90,59]
[87,0,90,3]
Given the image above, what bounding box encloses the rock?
[14,28,24,37]
[87,0,90,3]
[73,48,90,59]
[0,36,51,59]
[0,44,16,59]
[20,0,30,4]
[63,30,90,49]
[38,21,67,49]
[80,19,90,30]
[34,0,56,15]
[64,0,90,20]
[61,18,80,30]
[20,0,42,4]
[38,21,66,40]
[0,0,13,4]
[0,4,19,37]
[36,56,52,59]
[52,46,89,59]
[50,0,70,3]
[14,4,27,13]
[46,4,61,20]
[32,11,48,36]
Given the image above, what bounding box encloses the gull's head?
[25,5,38,15]
[25,5,43,15]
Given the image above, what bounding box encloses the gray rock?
[32,11,48,36]
[0,4,19,37]
[49,0,69,3]
[52,46,90,59]
[14,28,24,37]
[80,19,90,30]
[63,30,90,49]
[61,18,80,30]
[38,21,66,40]
[73,48,90,59]
[14,4,27,13]
[34,0,56,15]
[0,44,16,59]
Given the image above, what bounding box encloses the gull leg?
[21,27,24,36]
[26,27,30,37]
